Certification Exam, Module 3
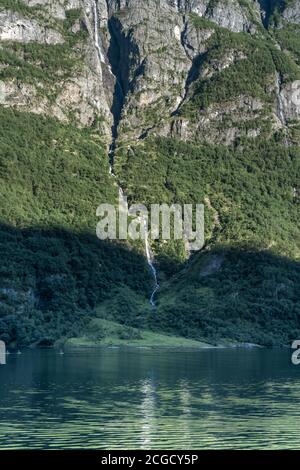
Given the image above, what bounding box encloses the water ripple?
[0,348,300,449]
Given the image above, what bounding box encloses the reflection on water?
[0,348,300,449]
[0,341,5,365]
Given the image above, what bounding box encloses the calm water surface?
[0,348,299,449]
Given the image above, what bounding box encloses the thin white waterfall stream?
[93,3,160,307]
[93,0,105,63]
[143,218,160,308]
[118,188,160,307]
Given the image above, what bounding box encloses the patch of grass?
[63,8,88,46]
[189,12,216,30]
[186,36,274,112]
[65,319,213,348]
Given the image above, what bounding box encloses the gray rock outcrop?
[0,0,299,144]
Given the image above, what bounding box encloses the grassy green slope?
[65,318,213,348]
[111,8,300,346]
[115,135,300,346]
[0,109,151,346]
[1,0,300,347]
[116,137,300,261]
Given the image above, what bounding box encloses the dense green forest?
[0,108,116,229]
[116,136,300,265]
[1,108,299,347]
[0,0,300,347]
[0,108,152,346]
[154,248,300,346]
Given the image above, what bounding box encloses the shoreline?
[62,338,264,351]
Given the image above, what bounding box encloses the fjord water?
[0,348,299,449]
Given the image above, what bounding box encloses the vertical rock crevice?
[107,16,126,165]
[106,12,140,166]
[258,0,285,28]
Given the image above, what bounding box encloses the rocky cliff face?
[1,0,300,147]
[104,0,300,146]
[282,0,300,24]
[0,0,114,134]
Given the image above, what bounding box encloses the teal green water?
[0,348,300,449]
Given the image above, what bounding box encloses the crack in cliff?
[106,16,126,168]
[171,15,207,117]
[258,0,285,28]
[106,13,144,163]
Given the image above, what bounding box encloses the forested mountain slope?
[0,0,299,346]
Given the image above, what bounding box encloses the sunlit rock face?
[0,0,114,133]
[282,0,300,25]
[280,81,300,121]
[103,0,262,142]
[168,0,260,32]
[0,10,65,44]
[0,0,300,143]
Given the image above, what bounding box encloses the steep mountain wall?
[0,0,114,132]
[1,1,300,144]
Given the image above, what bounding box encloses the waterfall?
[118,187,160,307]
[118,186,125,203]
[0,340,6,365]
[109,162,115,176]
[142,218,160,307]
[93,0,105,63]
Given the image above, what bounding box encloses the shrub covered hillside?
[0,109,152,346]
[0,0,300,346]
[114,135,300,346]
[153,249,300,347]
